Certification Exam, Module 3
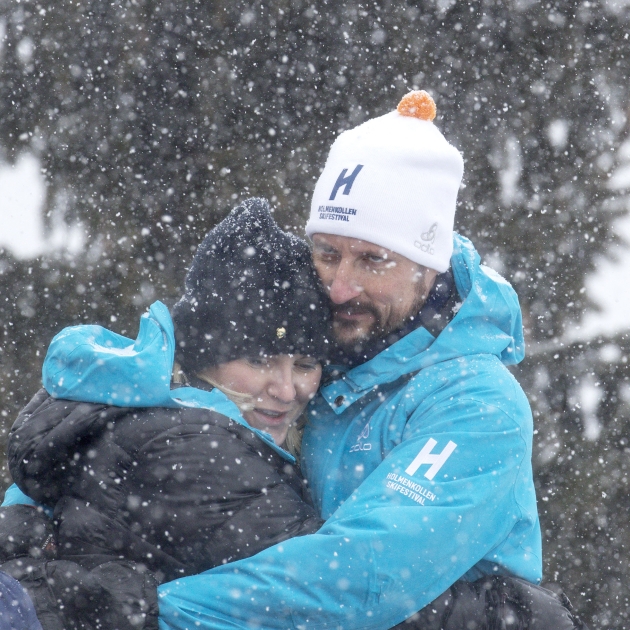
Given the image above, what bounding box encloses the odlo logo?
[350,422,372,452]
[414,223,438,255]
[405,438,457,480]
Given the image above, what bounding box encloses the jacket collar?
[320,233,525,413]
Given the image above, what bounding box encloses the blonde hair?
[173,362,305,459]
[283,414,307,461]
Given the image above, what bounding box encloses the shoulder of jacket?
[406,353,519,387]
[402,355,529,419]
[126,406,283,462]
[113,405,238,441]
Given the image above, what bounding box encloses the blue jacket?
[156,234,541,630]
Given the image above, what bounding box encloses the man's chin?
[331,314,411,363]
[332,321,372,347]
[331,324,375,356]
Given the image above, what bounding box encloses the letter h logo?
[405,438,457,481]
[329,165,364,200]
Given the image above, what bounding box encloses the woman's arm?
[7,390,126,505]
[126,411,324,576]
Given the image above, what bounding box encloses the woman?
[0,198,329,629]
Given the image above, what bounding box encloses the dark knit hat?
[171,198,331,374]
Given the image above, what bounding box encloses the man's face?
[311,234,438,352]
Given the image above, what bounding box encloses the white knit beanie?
[306,91,464,273]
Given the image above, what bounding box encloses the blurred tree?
[1,0,630,624]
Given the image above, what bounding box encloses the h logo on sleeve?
[405,438,457,480]
[329,164,364,200]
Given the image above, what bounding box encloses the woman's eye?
[314,248,339,263]
[247,358,269,368]
[295,361,319,371]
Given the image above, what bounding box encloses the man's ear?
[414,266,439,297]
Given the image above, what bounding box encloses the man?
[157,92,582,629]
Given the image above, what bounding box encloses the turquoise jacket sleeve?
[2,483,39,508]
[158,397,538,630]
[1,483,53,518]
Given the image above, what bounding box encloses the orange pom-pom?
[397,90,436,121]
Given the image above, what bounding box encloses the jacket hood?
[441,232,524,364]
[42,302,294,461]
[325,233,525,400]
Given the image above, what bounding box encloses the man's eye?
[366,255,385,263]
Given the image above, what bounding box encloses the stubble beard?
[331,280,432,359]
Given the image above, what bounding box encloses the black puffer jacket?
[1,390,590,630]
[2,388,323,629]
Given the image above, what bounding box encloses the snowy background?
[0,155,84,258]
[3,152,629,340]
[2,1,630,625]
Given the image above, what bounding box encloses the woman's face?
[199,355,322,445]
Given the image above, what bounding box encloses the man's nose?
[267,366,297,403]
[328,263,363,304]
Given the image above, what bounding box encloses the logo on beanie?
[329,164,364,200]
[318,205,357,222]
[414,223,438,255]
